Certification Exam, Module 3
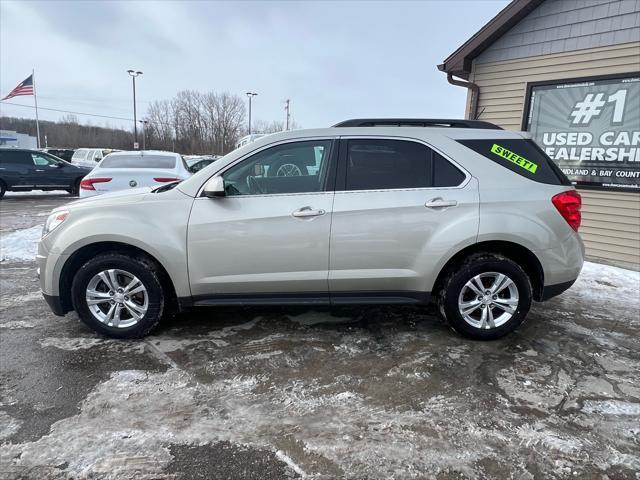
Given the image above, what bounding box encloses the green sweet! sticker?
[490,144,538,173]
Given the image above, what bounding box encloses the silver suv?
[38,119,584,340]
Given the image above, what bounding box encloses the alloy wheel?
[276,163,303,176]
[457,272,519,329]
[85,269,148,328]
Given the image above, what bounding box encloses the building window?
[523,73,640,191]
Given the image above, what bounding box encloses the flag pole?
[32,69,41,149]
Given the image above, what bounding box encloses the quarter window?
[344,139,465,190]
[222,140,332,196]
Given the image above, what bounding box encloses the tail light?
[80,177,112,191]
[153,177,179,183]
[552,190,582,231]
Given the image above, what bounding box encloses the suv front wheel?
[438,253,532,340]
[71,253,165,338]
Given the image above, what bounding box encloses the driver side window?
[31,153,59,166]
[222,140,332,196]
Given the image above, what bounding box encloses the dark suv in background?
[42,148,76,162]
[0,148,91,198]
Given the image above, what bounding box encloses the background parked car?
[235,134,267,150]
[41,148,75,162]
[0,148,91,198]
[185,155,220,173]
[79,150,192,197]
[71,148,119,168]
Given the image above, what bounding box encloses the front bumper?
[37,237,70,315]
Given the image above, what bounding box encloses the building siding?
[468,41,640,269]
[476,0,640,64]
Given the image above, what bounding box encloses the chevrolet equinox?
[38,119,584,340]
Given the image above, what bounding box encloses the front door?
[187,139,337,301]
[29,152,69,188]
[329,138,479,302]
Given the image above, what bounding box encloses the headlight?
[42,210,69,237]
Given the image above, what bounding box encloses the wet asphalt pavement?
[1,193,639,479]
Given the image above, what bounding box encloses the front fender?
[44,191,194,298]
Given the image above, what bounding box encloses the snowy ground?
[0,225,42,262]
[1,194,639,479]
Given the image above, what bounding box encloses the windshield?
[100,154,176,169]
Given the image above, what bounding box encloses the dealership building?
[439,0,639,269]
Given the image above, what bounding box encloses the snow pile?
[5,190,68,196]
[582,400,640,416]
[571,262,640,313]
[0,225,43,262]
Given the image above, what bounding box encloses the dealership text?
[542,130,639,162]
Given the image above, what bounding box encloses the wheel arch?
[432,241,545,302]
[58,241,179,314]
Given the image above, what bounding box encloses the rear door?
[187,139,337,300]
[0,150,32,187]
[328,137,479,302]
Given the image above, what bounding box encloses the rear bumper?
[537,232,584,287]
[540,279,576,301]
[43,293,67,316]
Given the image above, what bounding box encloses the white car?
[71,148,119,168]
[79,150,191,197]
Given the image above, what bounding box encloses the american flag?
[2,75,34,100]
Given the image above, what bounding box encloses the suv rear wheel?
[68,178,81,196]
[438,253,532,340]
[71,253,165,338]
[0,180,6,199]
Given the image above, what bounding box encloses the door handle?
[292,206,326,218]
[425,197,458,209]
[35,169,45,172]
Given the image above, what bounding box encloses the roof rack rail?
[332,118,502,130]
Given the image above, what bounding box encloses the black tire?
[437,253,532,340]
[0,180,6,199]
[71,253,165,338]
[68,178,82,196]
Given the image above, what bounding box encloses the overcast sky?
[0,0,509,131]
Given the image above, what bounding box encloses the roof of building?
[438,0,544,79]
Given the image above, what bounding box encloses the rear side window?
[100,155,176,169]
[457,139,571,185]
[344,139,465,190]
[346,139,430,190]
[0,150,31,165]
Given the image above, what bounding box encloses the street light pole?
[127,70,143,149]
[284,99,290,131]
[139,120,148,150]
[246,92,257,135]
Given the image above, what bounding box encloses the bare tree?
[145,90,246,155]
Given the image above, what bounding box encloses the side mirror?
[203,176,225,197]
